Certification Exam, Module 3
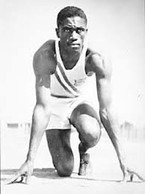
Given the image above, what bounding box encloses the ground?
[1,125,145,194]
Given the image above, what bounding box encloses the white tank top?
[50,40,89,98]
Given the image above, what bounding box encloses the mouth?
[68,43,80,48]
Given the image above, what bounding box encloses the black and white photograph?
[1,0,145,193]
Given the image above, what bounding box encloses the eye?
[76,28,85,34]
[63,27,72,33]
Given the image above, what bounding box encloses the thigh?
[70,103,101,145]
[45,129,74,176]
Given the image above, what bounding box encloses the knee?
[86,129,101,147]
[56,161,74,177]
[79,120,101,148]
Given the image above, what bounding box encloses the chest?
[56,58,87,87]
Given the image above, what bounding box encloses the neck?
[59,42,82,69]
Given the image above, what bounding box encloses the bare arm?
[94,56,126,169]
[96,66,126,168]
[89,54,144,181]
[7,45,54,184]
[26,66,51,162]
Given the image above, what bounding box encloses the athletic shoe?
[78,152,90,176]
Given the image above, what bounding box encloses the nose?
[70,30,78,40]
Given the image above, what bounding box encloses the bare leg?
[70,103,101,150]
[45,129,74,177]
[70,103,101,175]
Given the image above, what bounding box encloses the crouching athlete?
[7,6,144,184]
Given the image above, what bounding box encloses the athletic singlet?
[50,40,89,98]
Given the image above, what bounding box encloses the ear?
[55,28,60,38]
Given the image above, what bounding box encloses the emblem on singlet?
[74,78,87,86]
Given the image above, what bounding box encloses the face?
[56,16,88,54]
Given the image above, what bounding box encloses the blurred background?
[0,0,145,161]
[1,0,145,139]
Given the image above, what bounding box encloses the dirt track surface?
[1,127,145,194]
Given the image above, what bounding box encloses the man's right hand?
[6,160,34,184]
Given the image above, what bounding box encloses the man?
[8,6,144,184]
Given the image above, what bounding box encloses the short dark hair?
[57,6,87,27]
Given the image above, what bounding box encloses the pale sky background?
[0,0,145,126]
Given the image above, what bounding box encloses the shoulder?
[33,39,56,76]
[86,47,112,79]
